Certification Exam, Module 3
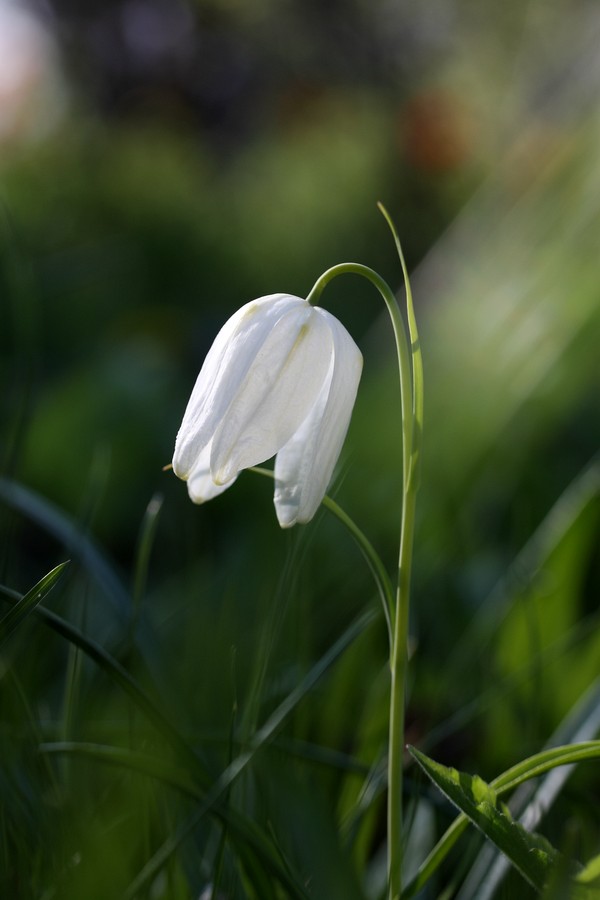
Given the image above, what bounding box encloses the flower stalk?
[306,207,422,900]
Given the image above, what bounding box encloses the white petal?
[274,309,362,527]
[210,302,333,484]
[173,294,309,479]
[187,442,237,504]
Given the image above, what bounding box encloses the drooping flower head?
[172,293,362,527]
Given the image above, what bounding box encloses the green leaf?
[0,561,69,647]
[38,607,374,900]
[576,853,600,886]
[132,492,163,615]
[492,741,600,794]
[40,741,199,795]
[449,678,600,900]
[123,608,376,899]
[409,746,561,892]
[403,736,600,898]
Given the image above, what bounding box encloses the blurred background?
[0,0,599,897]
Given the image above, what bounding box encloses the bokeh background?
[0,1,599,898]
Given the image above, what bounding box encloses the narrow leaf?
[39,741,199,797]
[0,575,313,898]
[124,608,376,899]
[132,492,163,614]
[456,675,600,900]
[409,746,560,892]
[576,853,600,886]
[40,741,309,900]
[0,477,129,617]
[493,741,600,794]
[377,201,424,480]
[403,743,600,900]
[0,561,69,647]
[404,613,600,898]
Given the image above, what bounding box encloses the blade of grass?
[409,747,562,892]
[132,492,163,619]
[0,562,69,648]
[0,477,174,710]
[423,458,599,753]
[403,676,600,898]
[39,740,306,900]
[124,607,377,899]
[0,585,210,784]
[456,676,600,900]
[377,201,424,482]
[39,741,199,796]
[3,586,310,898]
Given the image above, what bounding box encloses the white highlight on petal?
[173,294,313,479]
[186,442,237,504]
[210,304,331,483]
[274,309,363,527]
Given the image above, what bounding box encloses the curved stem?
[249,467,395,645]
[321,494,395,643]
[388,477,417,899]
[377,203,424,487]
[307,245,421,900]
[307,263,413,495]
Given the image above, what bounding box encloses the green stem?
[307,251,419,899]
[388,476,417,900]
[250,466,395,644]
[307,263,413,494]
[322,494,395,644]
[377,203,424,485]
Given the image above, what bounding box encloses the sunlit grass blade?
[439,458,600,696]
[0,561,69,648]
[491,741,600,794]
[132,492,163,616]
[124,608,376,899]
[409,748,563,892]
[403,735,600,897]
[457,675,600,900]
[576,853,600,887]
[411,743,600,900]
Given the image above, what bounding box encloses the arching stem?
[306,217,422,900]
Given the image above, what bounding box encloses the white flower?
[172,293,362,527]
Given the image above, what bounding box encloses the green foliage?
[0,561,69,648]
[409,745,600,894]
[1,1,599,897]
